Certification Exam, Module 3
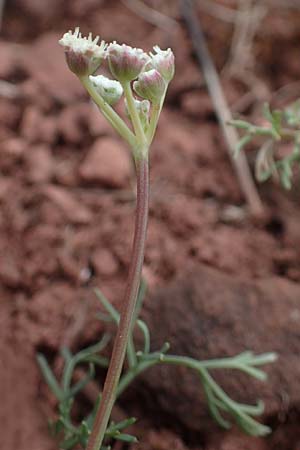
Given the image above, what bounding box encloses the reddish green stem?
[87,155,149,450]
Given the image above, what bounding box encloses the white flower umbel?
[148,46,175,82]
[107,42,150,83]
[89,75,123,106]
[59,27,106,76]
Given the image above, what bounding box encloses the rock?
[21,106,57,144]
[134,429,194,450]
[206,431,267,450]
[91,248,119,277]
[43,185,92,224]
[0,43,19,79]
[79,137,132,188]
[1,138,26,171]
[26,145,54,184]
[21,79,54,112]
[58,103,90,145]
[0,99,21,129]
[0,255,21,288]
[128,265,300,434]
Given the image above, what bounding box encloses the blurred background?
[1,1,300,450]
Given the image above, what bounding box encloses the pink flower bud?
[59,28,106,76]
[133,69,165,104]
[148,46,175,82]
[107,42,149,83]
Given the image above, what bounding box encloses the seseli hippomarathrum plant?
[37,28,277,450]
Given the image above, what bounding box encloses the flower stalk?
[87,155,149,450]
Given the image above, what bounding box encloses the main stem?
[87,155,149,450]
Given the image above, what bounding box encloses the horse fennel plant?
[38,28,277,450]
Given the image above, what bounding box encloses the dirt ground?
[0,1,300,449]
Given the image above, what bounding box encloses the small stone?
[92,248,119,277]
[0,139,26,172]
[0,99,21,129]
[58,103,90,145]
[206,431,267,450]
[131,265,300,433]
[26,145,54,184]
[135,429,191,450]
[0,255,21,288]
[0,43,18,79]
[79,137,132,188]
[3,138,26,159]
[43,185,92,224]
[21,106,58,144]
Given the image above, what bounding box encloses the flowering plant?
[38,29,277,450]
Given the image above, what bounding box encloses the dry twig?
[121,0,178,34]
[266,0,300,8]
[224,0,267,77]
[198,0,300,19]
[181,0,264,216]
[0,0,5,31]
[196,0,238,22]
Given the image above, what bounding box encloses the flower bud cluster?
[60,27,174,94]
[59,28,175,141]
[89,75,123,106]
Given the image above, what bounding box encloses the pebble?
[79,137,132,188]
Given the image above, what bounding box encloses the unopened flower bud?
[107,42,149,83]
[59,27,106,76]
[148,46,175,82]
[125,98,150,129]
[133,69,165,104]
[89,75,123,105]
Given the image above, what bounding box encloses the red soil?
[1,1,300,449]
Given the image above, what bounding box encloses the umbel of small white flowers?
[59,28,175,149]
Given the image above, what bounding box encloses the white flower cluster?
[59,27,175,107]
[59,27,106,59]
[59,28,106,76]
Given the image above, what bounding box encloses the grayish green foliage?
[38,281,276,449]
[230,102,300,189]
